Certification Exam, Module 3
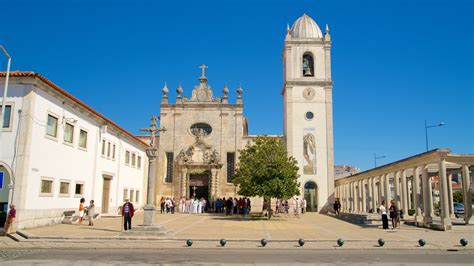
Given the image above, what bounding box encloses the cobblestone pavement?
[1,249,473,265]
[1,212,472,251]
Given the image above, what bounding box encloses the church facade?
[154,13,334,212]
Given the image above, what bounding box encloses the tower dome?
[290,13,323,39]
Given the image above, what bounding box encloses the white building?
[0,72,148,229]
[335,165,361,180]
[283,14,335,212]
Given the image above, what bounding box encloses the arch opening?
[304,181,318,212]
[302,53,314,77]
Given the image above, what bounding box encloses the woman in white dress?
[192,198,199,214]
[197,199,203,214]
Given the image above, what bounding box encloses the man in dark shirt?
[122,199,134,231]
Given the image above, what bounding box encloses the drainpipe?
[0,45,12,152]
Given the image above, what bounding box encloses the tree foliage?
[232,136,300,200]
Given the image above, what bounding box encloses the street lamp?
[425,120,446,151]
[0,45,11,147]
[374,153,387,167]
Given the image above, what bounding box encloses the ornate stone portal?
[176,133,223,201]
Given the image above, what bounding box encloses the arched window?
[302,53,314,77]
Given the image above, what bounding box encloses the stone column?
[422,165,432,224]
[353,181,359,212]
[401,170,408,216]
[358,180,363,212]
[181,168,187,199]
[412,166,422,223]
[447,173,454,218]
[461,165,472,224]
[393,171,400,208]
[361,179,367,212]
[367,176,375,212]
[210,169,218,201]
[384,173,391,203]
[143,147,158,226]
[439,159,452,230]
[346,183,350,212]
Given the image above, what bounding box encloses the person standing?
[246,197,251,215]
[389,200,398,229]
[171,198,176,214]
[159,197,165,214]
[180,197,186,213]
[303,198,307,214]
[78,198,86,226]
[380,200,389,229]
[334,198,341,215]
[87,200,96,226]
[3,205,16,235]
[122,198,134,231]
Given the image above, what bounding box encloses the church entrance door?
[304,181,318,212]
[188,173,210,200]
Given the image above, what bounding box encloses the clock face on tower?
[303,87,316,100]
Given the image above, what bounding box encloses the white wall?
[1,78,147,229]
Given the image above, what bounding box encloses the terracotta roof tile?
[0,71,149,147]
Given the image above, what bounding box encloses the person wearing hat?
[121,198,134,231]
[4,205,16,235]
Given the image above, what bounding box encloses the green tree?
[453,191,463,203]
[232,136,300,218]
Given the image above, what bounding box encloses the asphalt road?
[1,248,473,265]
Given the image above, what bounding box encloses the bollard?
[298,239,305,247]
[337,239,344,247]
[378,238,385,247]
[418,239,426,247]
[186,239,193,247]
[460,239,468,247]
[260,239,268,247]
[220,239,227,247]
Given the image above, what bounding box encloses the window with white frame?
[107,142,111,158]
[112,144,116,160]
[131,153,136,167]
[130,189,135,202]
[64,122,74,144]
[125,151,130,165]
[137,156,142,169]
[59,181,70,196]
[74,183,84,196]
[101,139,106,156]
[46,114,58,137]
[1,105,12,129]
[135,190,140,203]
[79,129,87,149]
[123,188,128,201]
[40,177,54,196]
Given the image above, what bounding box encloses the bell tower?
[282,13,334,212]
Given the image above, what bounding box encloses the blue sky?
[1,0,473,170]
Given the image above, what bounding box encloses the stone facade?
[155,71,245,203]
[153,14,335,213]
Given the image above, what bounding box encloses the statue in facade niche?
[303,133,317,174]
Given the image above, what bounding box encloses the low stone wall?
[16,208,73,229]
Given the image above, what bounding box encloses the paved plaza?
[1,212,472,251]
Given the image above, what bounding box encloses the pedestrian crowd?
[275,197,307,216]
[78,198,96,226]
[379,200,403,230]
[158,196,253,216]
